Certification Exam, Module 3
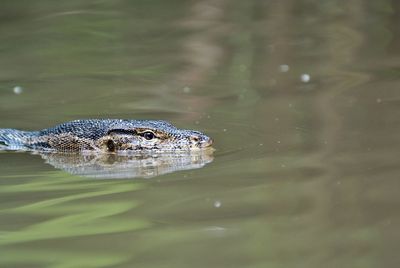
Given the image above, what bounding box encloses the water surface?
[0,1,400,267]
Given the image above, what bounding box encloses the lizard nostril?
[200,137,213,147]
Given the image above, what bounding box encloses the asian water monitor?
[0,119,213,152]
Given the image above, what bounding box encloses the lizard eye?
[107,139,115,151]
[143,131,155,140]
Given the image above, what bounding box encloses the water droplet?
[183,86,191,93]
[279,64,289,72]
[300,74,311,83]
[214,201,221,208]
[13,86,23,94]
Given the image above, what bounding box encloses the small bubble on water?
[277,140,281,144]
[259,143,264,146]
[376,98,382,103]
[183,86,191,93]
[300,74,311,83]
[205,226,226,232]
[13,86,23,94]
[214,201,222,208]
[222,128,227,132]
[279,64,290,72]
[204,226,227,237]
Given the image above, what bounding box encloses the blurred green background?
[1,0,400,267]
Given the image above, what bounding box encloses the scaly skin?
[0,119,213,152]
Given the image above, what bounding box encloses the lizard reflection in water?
[38,150,214,179]
[0,119,213,152]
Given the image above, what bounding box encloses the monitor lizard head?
[96,120,213,152]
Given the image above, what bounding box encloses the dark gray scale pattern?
[0,119,212,152]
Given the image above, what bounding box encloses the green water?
[1,0,400,267]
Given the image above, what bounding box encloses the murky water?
[1,1,400,267]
